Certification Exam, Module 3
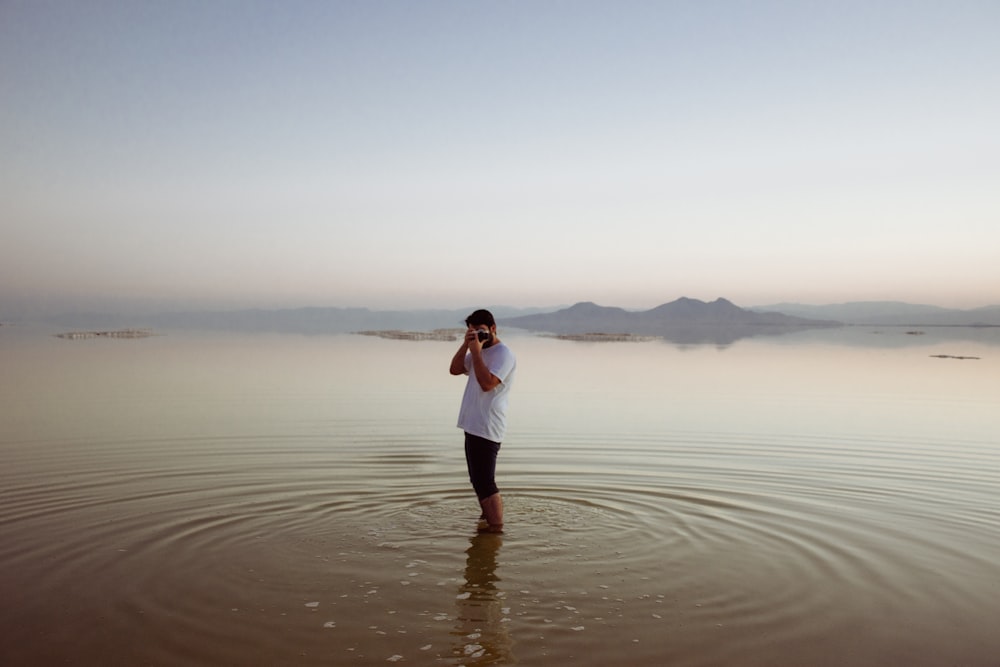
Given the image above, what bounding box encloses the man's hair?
[465,309,496,328]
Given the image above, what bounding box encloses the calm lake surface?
[2,324,999,666]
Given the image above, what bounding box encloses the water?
[2,325,998,665]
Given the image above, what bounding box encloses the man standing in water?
[450,309,516,533]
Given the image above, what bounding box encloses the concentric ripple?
[5,424,998,666]
[3,330,999,666]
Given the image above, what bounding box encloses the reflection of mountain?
[504,298,838,344]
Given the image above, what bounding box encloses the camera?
[476,330,491,343]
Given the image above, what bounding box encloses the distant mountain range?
[506,298,833,332]
[19,299,999,339]
[502,298,999,344]
[751,301,1000,326]
[32,304,553,334]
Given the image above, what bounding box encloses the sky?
[2,0,998,316]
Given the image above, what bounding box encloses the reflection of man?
[449,309,516,533]
[452,534,514,665]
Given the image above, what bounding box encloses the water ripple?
[3,426,1000,666]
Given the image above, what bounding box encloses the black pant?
[464,432,501,500]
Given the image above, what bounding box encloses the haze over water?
[2,324,998,665]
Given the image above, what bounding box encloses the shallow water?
[1,325,998,665]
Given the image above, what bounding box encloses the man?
[449,309,516,533]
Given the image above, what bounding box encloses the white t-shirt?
[457,342,516,443]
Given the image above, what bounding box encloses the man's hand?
[465,327,484,353]
[451,327,482,376]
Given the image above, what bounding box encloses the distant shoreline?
[354,329,462,341]
[55,329,155,340]
[544,333,656,342]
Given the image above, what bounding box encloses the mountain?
[503,297,837,343]
[750,302,1000,326]
[506,301,639,333]
[30,305,557,334]
[643,297,817,325]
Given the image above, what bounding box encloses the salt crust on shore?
[355,329,462,341]
[55,329,154,339]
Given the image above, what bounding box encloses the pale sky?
[2,0,998,316]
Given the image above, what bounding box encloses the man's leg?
[465,433,503,532]
[479,492,503,533]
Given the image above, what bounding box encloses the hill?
[504,298,837,343]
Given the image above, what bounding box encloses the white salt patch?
[324,621,336,628]
[305,602,320,608]
[572,626,585,631]
[652,613,662,619]
[400,581,411,586]
[420,644,432,651]
[456,592,471,600]
[467,632,481,640]
[387,655,403,662]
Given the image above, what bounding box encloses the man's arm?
[468,344,501,392]
[451,330,501,391]
[449,338,470,376]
